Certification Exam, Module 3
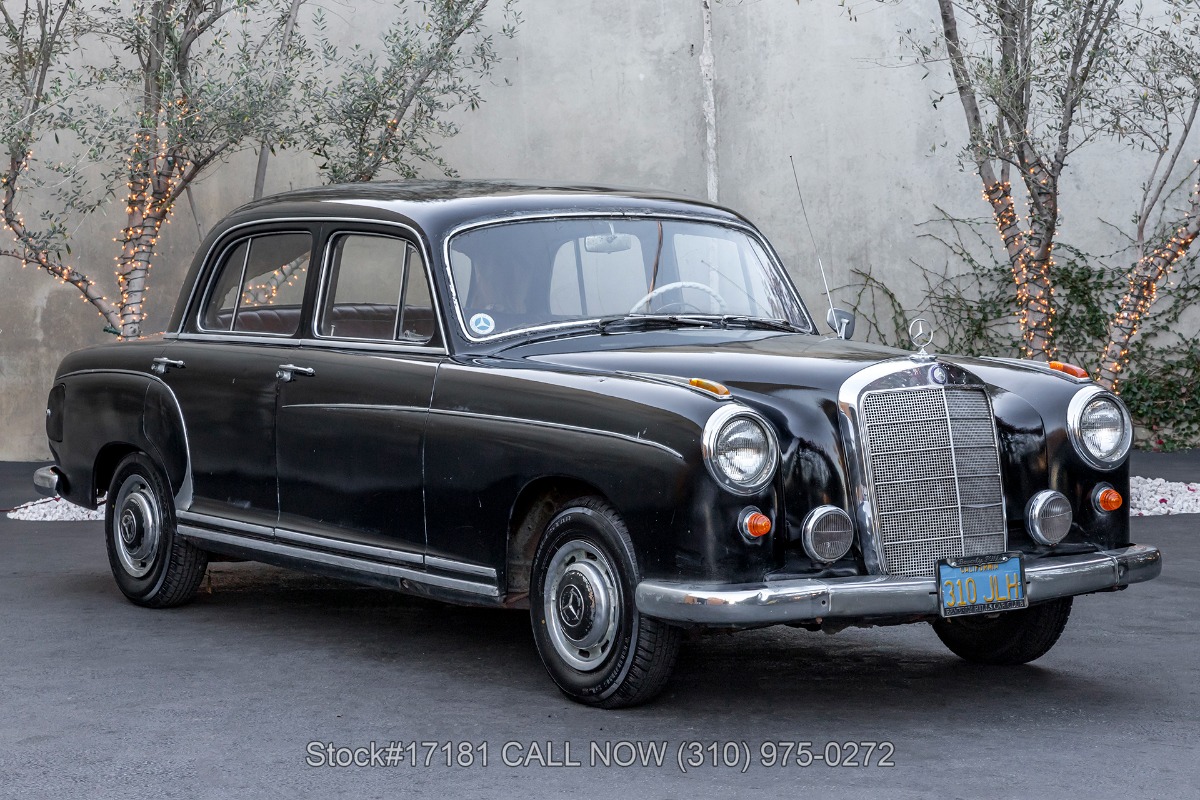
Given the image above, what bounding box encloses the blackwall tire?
[530,497,680,708]
[932,597,1073,665]
[105,453,208,608]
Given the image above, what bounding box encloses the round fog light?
[802,506,854,563]
[1027,490,1073,546]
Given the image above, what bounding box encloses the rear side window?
[318,233,435,344]
[201,232,312,335]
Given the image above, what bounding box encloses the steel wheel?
[105,453,208,608]
[542,540,621,671]
[530,496,681,708]
[111,474,163,578]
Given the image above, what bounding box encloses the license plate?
[937,553,1028,618]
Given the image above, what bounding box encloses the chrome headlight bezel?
[1067,386,1133,470]
[701,405,780,496]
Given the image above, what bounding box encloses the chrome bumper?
[635,545,1162,626]
[33,466,61,498]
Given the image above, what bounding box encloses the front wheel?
[932,597,1073,665]
[530,497,680,708]
[105,453,208,608]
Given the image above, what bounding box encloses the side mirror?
[826,307,856,340]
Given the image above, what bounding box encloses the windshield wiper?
[598,314,720,334]
[718,315,802,333]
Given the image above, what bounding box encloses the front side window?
[318,233,435,344]
[447,218,809,339]
[200,232,312,335]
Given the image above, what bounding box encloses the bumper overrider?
[635,545,1162,626]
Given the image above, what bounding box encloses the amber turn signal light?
[1095,486,1123,512]
[738,508,772,539]
[689,377,731,396]
[1048,361,1090,379]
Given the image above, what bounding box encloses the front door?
[274,230,442,561]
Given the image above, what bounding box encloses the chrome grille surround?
[836,359,1008,578]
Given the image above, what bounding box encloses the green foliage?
[299,0,519,183]
[844,213,1200,449]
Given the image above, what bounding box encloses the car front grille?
[861,386,1006,577]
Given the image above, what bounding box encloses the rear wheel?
[105,453,208,608]
[530,497,680,708]
[932,597,1073,665]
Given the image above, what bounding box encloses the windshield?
[446,217,811,339]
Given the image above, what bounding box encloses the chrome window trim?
[311,230,442,348]
[175,217,451,351]
[700,403,780,496]
[1066,385,1133,470]
[439,211,816,345]
[836,357,1008,576]
[195,229,313,337]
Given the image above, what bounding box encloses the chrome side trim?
[177,510,274,538]
[33,466,60,497]
[426,555,498,579]
[280,403,425,413]
[274,527,422,566]
[635,544,1162,625]
[177,525,499,597]
[429,408,684,459]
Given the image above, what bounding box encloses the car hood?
[501,330,911,396]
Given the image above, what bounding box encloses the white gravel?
[6,477,1199,522]
[7,497,104,522]
[1129,476,1200,517]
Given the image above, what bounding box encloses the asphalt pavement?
[1,457,1197,799]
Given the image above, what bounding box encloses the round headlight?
[1068,387,1132,469]
[802,506,855,563]
[1027,490,1073,546]
[702,406,779,495]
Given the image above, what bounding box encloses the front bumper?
[635,544,1162,626]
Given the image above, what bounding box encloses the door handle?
[276,364,315,382]
[151,357,185,375]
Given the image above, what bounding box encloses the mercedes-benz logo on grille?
[908,317,934,350]
[930,365,948,384]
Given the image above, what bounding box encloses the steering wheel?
[628,281,728,315]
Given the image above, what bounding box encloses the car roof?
[222,179,750,238]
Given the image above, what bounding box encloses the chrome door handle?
[151,357,185,375]
[276,364,315,381]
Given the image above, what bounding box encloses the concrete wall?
[0,0,1178,459]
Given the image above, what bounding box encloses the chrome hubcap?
[112,475,161,579]
[544,541,620,671]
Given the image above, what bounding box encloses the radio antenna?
[789,156,838,331]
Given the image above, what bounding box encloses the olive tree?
[298,0,518,183]
[842,0,1200,390]
[1,0,300,337]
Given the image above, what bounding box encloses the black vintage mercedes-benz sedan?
[35,181,1161,707]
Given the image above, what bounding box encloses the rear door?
[159,226,317,532]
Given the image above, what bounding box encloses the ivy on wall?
[845,213,1200,450]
